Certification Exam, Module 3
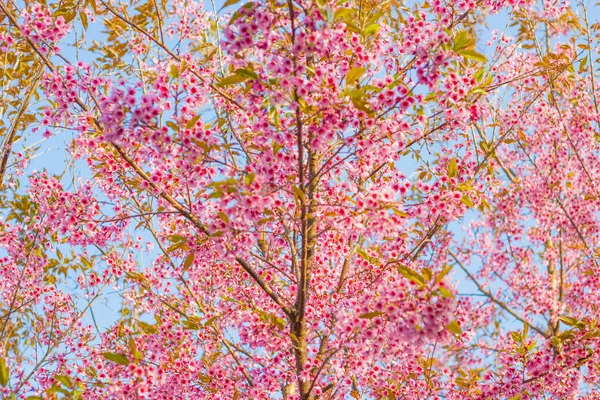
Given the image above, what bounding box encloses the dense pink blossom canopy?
[1,0,600,399]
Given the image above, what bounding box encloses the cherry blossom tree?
[0,0,599,398]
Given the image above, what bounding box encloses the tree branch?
[0,67,43,189]
[236,257,293,317]
[448,250,549,339]
[97,0,245,111]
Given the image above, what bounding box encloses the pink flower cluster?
[98,86,163,142]
[20,4,70,52]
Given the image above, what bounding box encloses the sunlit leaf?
[0,357,8,387]
[461,195,475,208]
[54,374,72,388]
[183,253,195,271]
[346,67,366,85]
[102,352,130,366]
[460,49,487,63]
[447,158,458,178]
[220,0,241,10]
[359,311,385,319]
[446,320,462,335]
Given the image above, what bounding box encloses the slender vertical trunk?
[286,1,319,396]
[293,126,318,400]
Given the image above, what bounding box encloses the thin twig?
[448,250,549,339]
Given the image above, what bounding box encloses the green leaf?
[245,172,256,185]
[234,68,258,80]
[392,208,409,217]
[208,189,223,199]
[297,97,310,112]
[80,11,88,29]
[183,316,202,330]
[446,320,462,335]
[0,357,8,387]
[219,0,240,10]
[125,271,146,282]
[166,121,179,132]
[579,56,588,73]
[478,198,491,212]
[334,7,353,21]
[137,320,158,334]
[351,97,374,115]
[186,115,201,129]
[553,329,574,344]
[81,257,92,269]
[460,49,488,63]
[217,212,229,224]
[269,107,280,128]
[455,377,469,388]
[204,314,221,327]
[347,88,365,99]
[169,235,187,243]
[217,74,248,87]
[344,21,361,33]
[292,186,306,203]
[102,352,130,366]
[421,267,433,282]
[461,195,474,208]
[128,338,143,361]
[271,315,286,330]
[397,265,425,287]
[436,265,453,283]
[453,30,476,52]
[364,23,380,36]
[447,158,458,178]
[558,316,579,327]
[469,88,488,95]
[346,67,366,85]
[510,331,522,343]
[54,374,72,388]
[183,253,195,271]
[47,384,71,395]
[473,68,485,82]
[357,249,371,262]
[358,311,385,319]
[73,382,85,398]
[438,287,454,299]
[169,64,180,78]
[456,182,472,191]
[167,241,190,253]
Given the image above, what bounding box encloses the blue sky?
[5,1,600,393]
[9,0,540,329]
